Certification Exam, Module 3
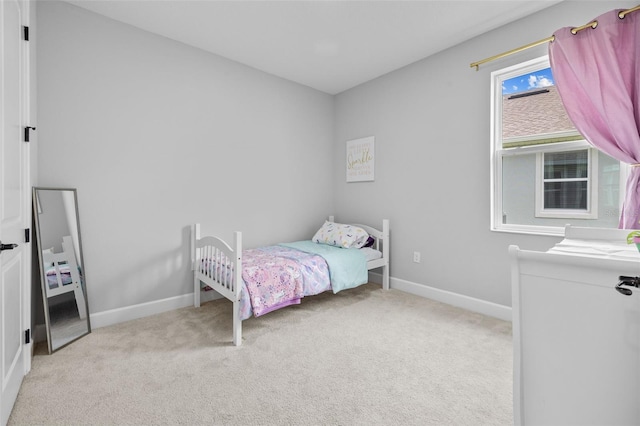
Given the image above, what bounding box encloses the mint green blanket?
[279,241,368,293]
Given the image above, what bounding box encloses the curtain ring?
[571,20,598,35]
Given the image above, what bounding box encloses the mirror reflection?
[33,187,90,353]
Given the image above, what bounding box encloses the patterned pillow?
[312,221,369,249]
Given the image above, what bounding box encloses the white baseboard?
[369,272,512,322]
[90,293,192,329]
[89,274,510,331]
[89,289,223,329]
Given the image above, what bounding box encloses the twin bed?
[191,217,389,345]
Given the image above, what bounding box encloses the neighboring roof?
[502,85,577,140]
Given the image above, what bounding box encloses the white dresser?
[510,226,640,425]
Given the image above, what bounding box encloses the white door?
[0,0,31,424]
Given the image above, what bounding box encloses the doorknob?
[616,276,639,296]
[0,242,18,252]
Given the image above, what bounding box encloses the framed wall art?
[346,136,374,182]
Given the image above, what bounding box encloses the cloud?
[503,82,519,93]
[528,74,554,89]
[537,77,553,87]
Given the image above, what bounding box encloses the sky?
[502,67,554,95]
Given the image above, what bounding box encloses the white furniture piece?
[510,226,640,425]
[191,218,390,346]
[42,235,87,320]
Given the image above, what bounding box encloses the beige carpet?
[9,284,512,425]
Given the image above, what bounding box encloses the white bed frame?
[191,217,390,346]
[42,235,87,320]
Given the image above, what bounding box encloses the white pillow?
[312,221,369,249]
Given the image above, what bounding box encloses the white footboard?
[510,244,640,424]
[191,224,243,346]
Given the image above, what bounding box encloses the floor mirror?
[33,187,90,353]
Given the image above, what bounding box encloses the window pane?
[544,151,588,179]
[544,181,588,209]
[493,57,623,233]
[501,150,620,228]
[600,155,621,220]
[502,67,578,146]
[502,153,536,225]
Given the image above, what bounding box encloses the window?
[537,149,594,217]
[491,56,624,235]
[543,151,588,210]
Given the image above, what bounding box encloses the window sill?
[491,225,565,237]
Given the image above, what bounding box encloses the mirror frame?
[33,187,91,353]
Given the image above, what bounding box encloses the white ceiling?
[66,0,563,94]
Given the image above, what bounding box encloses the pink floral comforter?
[201,245,331,319]
[241,248,304,317]
[239,246,331,318]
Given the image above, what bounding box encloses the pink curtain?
[549,9,640,229]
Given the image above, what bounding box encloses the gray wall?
[36,1,635,316]
[36,1,334,314]
[333,0,636,307]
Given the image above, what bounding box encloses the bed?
[42,235,87,320]
[191,217,389,345]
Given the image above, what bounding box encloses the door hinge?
[24,126,36,142]
[24,228,30,243]
[23,26,29,41]
[24,329,30,344]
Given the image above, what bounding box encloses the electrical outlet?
[413,251,421,263]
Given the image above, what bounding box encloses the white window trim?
[503,130,584,148]
[534,148,598,219]
[491,56,563,235]
[489,56,622,236]
[499,140,590,157]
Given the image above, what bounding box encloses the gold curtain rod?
[470,4,640,70]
